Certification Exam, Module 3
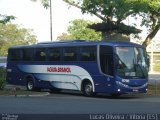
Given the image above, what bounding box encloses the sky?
[0,0,159,42]
[0,0,98,42]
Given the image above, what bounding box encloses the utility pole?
[50,0,53,41]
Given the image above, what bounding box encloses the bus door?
[99,45,114,92]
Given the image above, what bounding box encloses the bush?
[0,67,6,90]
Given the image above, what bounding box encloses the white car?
[0,57,7,68]
[0,63,6,68]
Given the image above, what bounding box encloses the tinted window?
[100,45,114,76]
[63,47,77,61]
[100,45,113,54]
[48,48,61,61]
[34,48,46,61]
[8,49,23,61]
[23,49,33,61]
[80,46,96,61]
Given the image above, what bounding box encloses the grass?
[0,68,6,90]
[0,88,49,96]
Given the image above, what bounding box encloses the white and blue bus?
[6,40,149,96]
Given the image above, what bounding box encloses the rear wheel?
[26,78,34,91]
[83,82,94,97]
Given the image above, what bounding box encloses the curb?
[0,92,50,97]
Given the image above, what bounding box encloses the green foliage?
[57,19,102,41]
[0,14,15,24]
[0,23,37,56]
[57,33,72,40]
[64,0,160,47]
[134,0,160,28]
[0,68,6,90]
[63,0,147,40]
[77,0,152,23]
[136,0,160,47]
[31,0,50,8]
[37,0,160,46]
[64,0,147,23]
[40,0,50,8]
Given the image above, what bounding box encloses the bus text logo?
[47,67,71,73]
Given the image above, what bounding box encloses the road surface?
[0,92,160,114]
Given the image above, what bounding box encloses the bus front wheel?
[83,82,94,97]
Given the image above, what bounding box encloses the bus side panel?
[33,79,53,89]
[78,62,115,93]
[92,76,115,93]
[6,62,27,86]
[7,62,54,89]
[7,61,116,93]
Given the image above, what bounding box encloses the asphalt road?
[0,92,160,114]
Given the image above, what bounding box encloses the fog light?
[146,89,148,91]
[117,89,121,92]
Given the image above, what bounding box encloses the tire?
[26,78,34,91]
[83,82,94,97]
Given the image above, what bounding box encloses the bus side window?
[80,46,96,61]
[23,49,33,61]
[48,48,61,61]
[34,48,46,61]
[8,49,23,61]
[63,47,77,61]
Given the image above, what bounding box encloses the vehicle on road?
[6,40,149,96]
[0,56,7,68]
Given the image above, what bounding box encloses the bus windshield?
[115,47,148,78]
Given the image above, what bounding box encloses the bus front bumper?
[115,81,148,94]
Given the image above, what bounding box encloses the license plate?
[133,89,139,92]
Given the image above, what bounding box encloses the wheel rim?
[85,84,93,96]
[28,81,33,90]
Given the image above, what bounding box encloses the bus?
[6,40,149,96]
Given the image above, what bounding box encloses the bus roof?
[9,40,144,49]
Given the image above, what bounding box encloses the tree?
[57,19,102,41]
[36,0,160,47]
[0,23,37,56]
[31,0,50,8]
[63,0,160,47]
[63,0,144,41]
[35,0,142,40]
[57,33,72,40]
[0,14,15,24]
[139,0,160,47]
